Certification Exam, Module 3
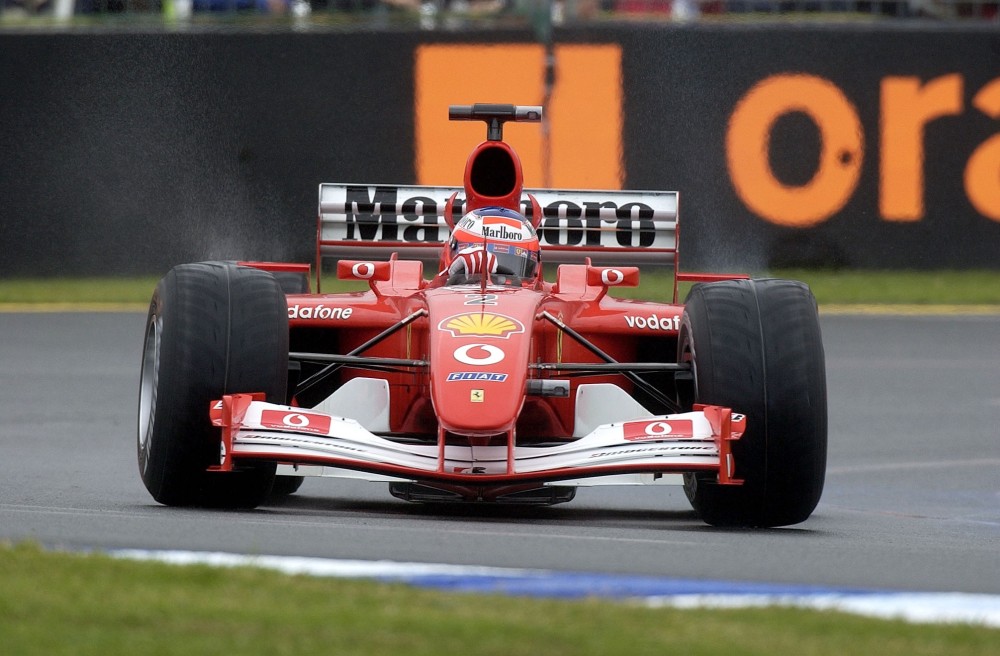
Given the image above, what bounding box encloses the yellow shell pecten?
[444,313,522,338]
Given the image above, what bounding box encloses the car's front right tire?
[137,262,289,508]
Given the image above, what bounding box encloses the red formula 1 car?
[137,104,827,527]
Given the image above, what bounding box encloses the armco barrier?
[1,26,997,276]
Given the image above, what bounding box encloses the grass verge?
[1,543,996,656]
[2,270,1000,307]
[0,276,162,306]
[609,269,1000,306]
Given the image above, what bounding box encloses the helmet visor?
[452,241,539,280]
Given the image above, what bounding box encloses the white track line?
[108,549,1000,628]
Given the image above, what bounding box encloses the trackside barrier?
[1,26,998,275]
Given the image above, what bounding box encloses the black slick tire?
[678,279,827,527]
[270,475,305,498]
[137,262,289,508]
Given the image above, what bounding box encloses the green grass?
[763,269,1000,306]
[0,543,996,656]
[0,276,162,305]
[2,270,1000,306]
[610,269,1000,306]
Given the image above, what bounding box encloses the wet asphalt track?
[1,311,998,594]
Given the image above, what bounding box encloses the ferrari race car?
[137,104,827,527]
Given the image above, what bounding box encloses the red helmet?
[442,206,540,284]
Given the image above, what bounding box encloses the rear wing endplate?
[317,184,678,268]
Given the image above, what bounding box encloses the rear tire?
[137,262,289,508]
[679,279,827,527]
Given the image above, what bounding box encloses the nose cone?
[425,287,541,435]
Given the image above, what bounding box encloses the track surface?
[2,311,998,594]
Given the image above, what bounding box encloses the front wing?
[209,395,745,487]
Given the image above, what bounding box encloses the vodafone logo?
[288,304,354,320]
[281,413,311,428]
[624,314,680,331]
[623,418,695,441]
[260,409,332,435]
[643,421,675,436]
[601,269,624,285]
[351,262,376,279]
[453,343,505,366]
[586,265,638,288]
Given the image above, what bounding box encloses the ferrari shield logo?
[470,389,484,403]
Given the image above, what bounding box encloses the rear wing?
[317,184,678,268]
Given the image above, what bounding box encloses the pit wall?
[1,26,997,275]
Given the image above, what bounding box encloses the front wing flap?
[209,395,745,486]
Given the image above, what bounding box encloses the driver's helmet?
[442,206,540,282]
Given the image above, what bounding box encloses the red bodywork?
[283,268,685,444]
[221,105,747,501]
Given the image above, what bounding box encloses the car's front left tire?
[678,278,827,527]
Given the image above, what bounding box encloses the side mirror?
[337,260,392,283]
[586,265,640,289]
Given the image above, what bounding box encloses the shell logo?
[440,313,525,339]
